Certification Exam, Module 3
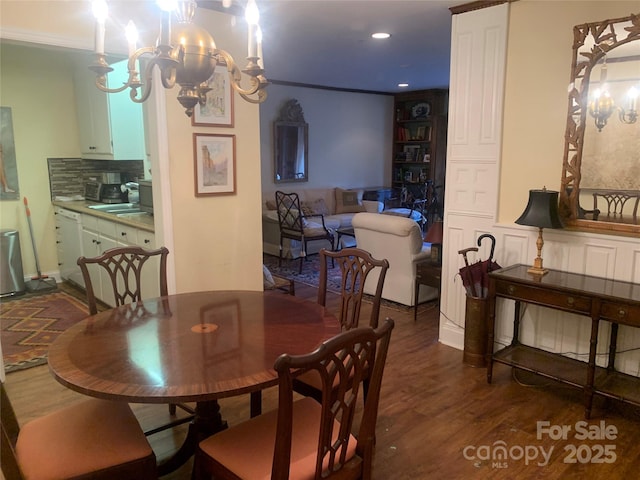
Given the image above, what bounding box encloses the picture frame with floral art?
[191,64,234,127]
[193,133,236,196]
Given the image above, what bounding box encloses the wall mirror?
[559,13,640,235]
[274,99,308,183]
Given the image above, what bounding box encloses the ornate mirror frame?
[559,13,640,235]
[273,99,309,184]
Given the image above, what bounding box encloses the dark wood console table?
[486,264,640,418]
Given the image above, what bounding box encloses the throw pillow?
[302,198,330,216]
[265,200,277,210]
[335,188,366,214]
[300,201,314,217]
[262,264,275,289]
[278,207,308,229]
[311,198,330,215]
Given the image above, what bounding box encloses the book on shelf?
[416,125,431,141]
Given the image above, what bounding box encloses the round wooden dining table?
[47,290,340,475]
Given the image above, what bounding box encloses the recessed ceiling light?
[371,32,391,39]
[398,83,409,88]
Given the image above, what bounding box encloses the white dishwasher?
[54,207,84,287]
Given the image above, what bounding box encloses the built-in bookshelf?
[392,89,448,208]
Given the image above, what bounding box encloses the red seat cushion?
[198,397,356,480]
[16,398,154,480]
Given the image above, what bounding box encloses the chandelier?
[89,0,268,117]
[587,49,638,132]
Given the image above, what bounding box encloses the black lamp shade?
[515,189,564,229]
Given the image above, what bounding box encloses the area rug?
[1,291,89,373]
[264,253,344,294]
[263,253,429,314]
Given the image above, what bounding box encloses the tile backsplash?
[47,158,144,199]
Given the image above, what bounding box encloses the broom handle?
[23,197,43,277]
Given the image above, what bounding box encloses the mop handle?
[23,197,43,276]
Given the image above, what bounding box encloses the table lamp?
[424,220,444,265]
[515,188,564,276]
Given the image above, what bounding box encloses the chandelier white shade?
[89,0,268,117]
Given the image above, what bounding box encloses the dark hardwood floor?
[3,282,640,479]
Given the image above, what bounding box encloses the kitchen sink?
[88,203,141,214]
[115,211,147,217]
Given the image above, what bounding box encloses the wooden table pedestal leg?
[157,400,228,476]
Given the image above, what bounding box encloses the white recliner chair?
[352,212,438,306]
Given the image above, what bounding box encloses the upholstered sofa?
[352,212,438,306]
[262,187,383,259]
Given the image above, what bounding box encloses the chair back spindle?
[318,247,389,330]
[272,319,395,479]
[592,192,640,222]
[77,246,169,315]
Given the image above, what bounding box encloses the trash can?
[0,229,26,296]
[463,295,488,367]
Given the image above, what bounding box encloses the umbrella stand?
[462,295,488,367]
[458,236,500,368]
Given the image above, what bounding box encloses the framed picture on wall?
[0,107,20,200]
[191,64,234,127]
[193,133,236,196]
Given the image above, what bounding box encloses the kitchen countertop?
[53,200,155,232]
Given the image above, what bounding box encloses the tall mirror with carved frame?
[274,99,309,183]
[559,13,640,235]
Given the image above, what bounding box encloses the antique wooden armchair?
[275,191,335,273]
[194,319,395,480]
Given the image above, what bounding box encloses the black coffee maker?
[97,172,125,203]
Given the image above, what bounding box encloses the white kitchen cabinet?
[136,230,156,249]
[115,223,138,246]
[130,228,160,299]
[80,214,159,305]
[114,222,160,298]
[73,56,146,161]
[81,215,117,307]
[54,208,84,287]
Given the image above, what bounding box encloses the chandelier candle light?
[89,0,268,117]
[587,47,638,132]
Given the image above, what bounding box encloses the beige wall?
[500,0,636,223]
[161,7,263,293]
[0,43,81,277]
[259,83,393,193]
[0,1,263,291]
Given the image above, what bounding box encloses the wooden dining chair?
[77,245,195,435]
[1,382,157,480]
[592,191,640,222]
[275,191,335,273]
[317,247,389,330]
[195,318,395,480]
[250,247,389,417]
[294,247,390,404]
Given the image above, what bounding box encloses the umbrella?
[458,234,501,298]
